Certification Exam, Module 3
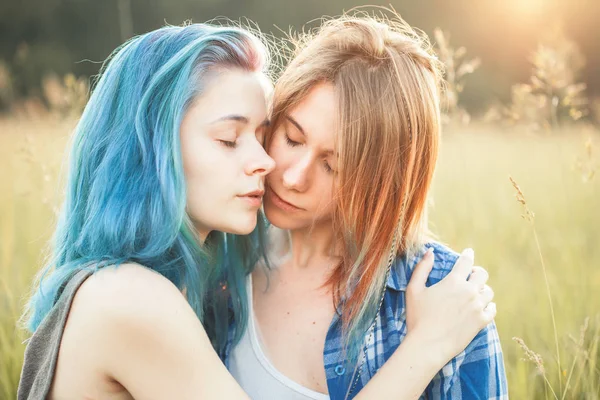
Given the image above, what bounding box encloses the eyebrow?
[286,115,337,157]
[211,114,270,128]
[285,115,305,136]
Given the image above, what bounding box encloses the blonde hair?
[268,10,444,354]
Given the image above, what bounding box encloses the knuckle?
[475,266,489,280]
[468,283,479,298]
[474,298,485,312]
[480,311,492,326]
[464,256,475,268]
[485,302,497,319]
[470,266,489,283]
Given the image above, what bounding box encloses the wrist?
[402,330,449,372]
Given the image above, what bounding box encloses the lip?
[240,189,264,197]
[238,190,264,208]
[268,189,304,212]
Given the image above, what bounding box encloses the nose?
[245,144,275,177]
[282,152,311,192]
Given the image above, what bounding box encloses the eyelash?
[284,133,301,147]
[219,140,237,149]
[284,133,334,173]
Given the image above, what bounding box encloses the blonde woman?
[227,13,508,400]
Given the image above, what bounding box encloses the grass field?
[0,116,598,399]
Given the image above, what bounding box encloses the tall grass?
[431,124,600,399]
[0,117,599,398]
[0,116,74,400]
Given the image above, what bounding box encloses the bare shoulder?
[54,265,238,399]
[63,263,199,352]
[80,263,182,300]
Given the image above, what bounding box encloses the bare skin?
[251,227,338,393]
[50,264,249,400]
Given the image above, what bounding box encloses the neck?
[196,226,209,244]
[284,219,341,271]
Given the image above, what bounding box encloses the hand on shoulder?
[405,246,496,366]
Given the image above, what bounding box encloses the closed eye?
[219,140,237,149]
[285,133,301,147]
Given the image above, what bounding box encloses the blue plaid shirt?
[222,242,508,399]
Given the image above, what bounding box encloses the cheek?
[267,135,282,161]
[314,181,335,214]
[182,137,214,184]
[182,139,229,211]
[183,157,213,217]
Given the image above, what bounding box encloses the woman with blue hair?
[18,23,275,399]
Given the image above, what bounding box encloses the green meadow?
[1,117,598,399]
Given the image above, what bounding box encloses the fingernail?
[426,247,434,257]
[463,248,474,259]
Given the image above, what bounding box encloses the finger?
[467,266,489,287]
[449,248,475,280]
[482,302,497,323]
[479,284,495,305]
[407,247,435,291]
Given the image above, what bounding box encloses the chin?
[225,213,258,236]
[264,204,304,231]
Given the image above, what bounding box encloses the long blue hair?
[24,23,271,354]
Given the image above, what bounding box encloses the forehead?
[288,82,338,143]
[190,69,268,123]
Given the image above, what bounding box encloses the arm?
[423,321,508,400]
[65,263,249,400]
[357,322,508,400]
[354,331,449,399]
[355,248,501,399]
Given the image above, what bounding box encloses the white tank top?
[229,276,330,400]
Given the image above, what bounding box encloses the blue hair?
[24,23,271,354]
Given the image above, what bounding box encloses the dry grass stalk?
[509,176,563,394]
[0,60,13,109]
[490,27,589,131]
[513,337,546,374]
[575,137,596,182]
[433,28,480,125]
[42,73,89,117]
[513,337,558,399]
[592,98,600,126]
[509,176,535,222]
[561,317,590,399]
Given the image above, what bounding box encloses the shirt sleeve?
[422,320,509,399]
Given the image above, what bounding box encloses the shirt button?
[334,365,346,376]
